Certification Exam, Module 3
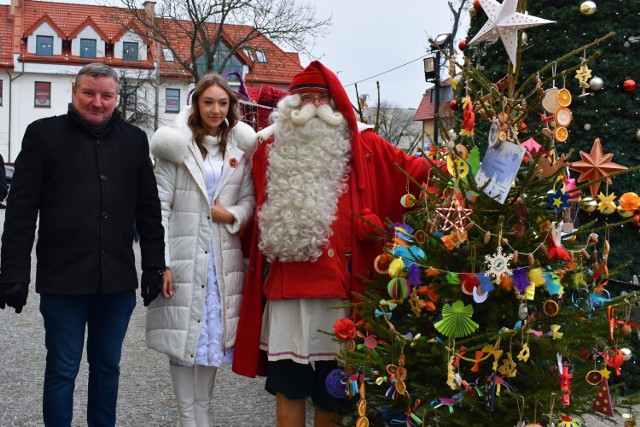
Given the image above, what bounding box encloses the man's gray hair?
[75,63,119,90]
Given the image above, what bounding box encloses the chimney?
[142,1,156,23]
[10,0,20,15]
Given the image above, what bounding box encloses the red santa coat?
[232,127,434,378]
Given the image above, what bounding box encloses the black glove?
[0,283,29,314]
[141,269,164,307]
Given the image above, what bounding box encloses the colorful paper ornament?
[434,300,479,338]
[597,192,617,215]
[592,377,614,416]
[547,188,571,213]
[558,414,581,427]
[557,354,573,406]
[619,192,640,212]
[468,0,554,65]
[325,368,349,398]
[569,138,628,198]
[387,277,410,300]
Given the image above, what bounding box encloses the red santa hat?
[289,61,383,239]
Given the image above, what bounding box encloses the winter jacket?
[145,108,256,364]
[233,124,436,378]
[0,107,165,294]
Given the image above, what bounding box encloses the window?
[254,49,267,63]
[162,48,174,62]
[123,42,138,61]
[243,48,267,63]
[165,88,180,113]
[430,85,453,104]
[34,81,51,107]
[0,80,3,106]
[80,38,97,59]
[36,35,54,56]
[124,85,137,111]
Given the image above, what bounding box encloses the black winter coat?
[0,108,165,295]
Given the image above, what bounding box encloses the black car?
[0,163,12,208]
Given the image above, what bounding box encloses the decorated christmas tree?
[331,1,640,426]
[464,0,640,282]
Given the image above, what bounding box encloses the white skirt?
[259,298,348,365]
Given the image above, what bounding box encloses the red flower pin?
[229,158,238,168]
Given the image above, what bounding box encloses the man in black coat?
[0,63,166,426]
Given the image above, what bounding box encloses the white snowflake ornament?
[484,246,513,284]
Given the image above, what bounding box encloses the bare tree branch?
[106,0,331,82]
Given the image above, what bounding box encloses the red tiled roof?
[21,0,133,41]
[0,6,14,68]
[13,0,302,86]
[413,88,435,121]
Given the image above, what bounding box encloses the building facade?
[0,0,302,161]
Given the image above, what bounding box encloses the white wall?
[26,22,62,55]
[0,76,8,160]
[71,26,106,59]
[114,31,147,62]
[7,71,74,161]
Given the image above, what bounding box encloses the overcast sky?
[1,0,470,109]
[305,1,470,109]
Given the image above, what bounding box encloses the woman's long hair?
[187,73,240,158]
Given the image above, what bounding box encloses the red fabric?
[289,62,329,94]
[262,187,352,299]
[231,129,435,378]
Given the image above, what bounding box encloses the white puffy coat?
[145,108,256,364]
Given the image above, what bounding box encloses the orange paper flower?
[619,192,640,212]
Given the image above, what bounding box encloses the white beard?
[258,99,352,262]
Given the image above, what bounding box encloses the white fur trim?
[256,124,275,142]
[150,125,190,164]
[151,105,257,163]
[231,121,258,157]
[357,121,374,132]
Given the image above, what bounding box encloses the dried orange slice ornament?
[557,87,572,106]
[553,126,569,142]
[554,107,573,127]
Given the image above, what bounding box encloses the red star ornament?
[569,138,627,198]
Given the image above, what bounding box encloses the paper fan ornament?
[569,138,627,198]
[434,300,479,338]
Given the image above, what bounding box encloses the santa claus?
[233,61,434,425]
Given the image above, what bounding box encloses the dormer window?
[80,38,97,59]
[254,49,267,63]
[123,41,138,61]
[162,48,174,62]
[36,35,54,56]
[243,48,267,64]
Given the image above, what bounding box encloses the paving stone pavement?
[0,209,623,426]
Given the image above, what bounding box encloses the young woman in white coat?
[145,74,256,427]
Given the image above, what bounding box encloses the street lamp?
[423,56,436,82]
[424,33,451,148]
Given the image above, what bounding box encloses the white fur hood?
[150,105,258,163]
